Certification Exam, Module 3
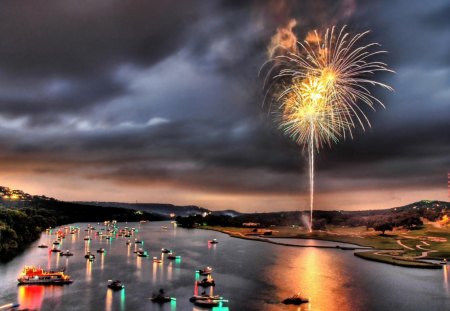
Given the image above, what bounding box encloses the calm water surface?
[0,221,449,311]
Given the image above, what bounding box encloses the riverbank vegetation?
[0,196,164,262]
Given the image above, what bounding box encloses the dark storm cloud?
[0,0,204,76]
[0,0,448,204]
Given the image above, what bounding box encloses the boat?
[209,239,218,244]
[97,248,105,253]
[197,278,215,287]
[126,240,131,245]
[150,296,172,303]
[161,248,172,254]
[60,251,73,256]
[134,239,143,244]
[150,289,174,303]
[189,294,221,302]
[440,258,447,265]
[83,236,90,241]
[282,294,309,305]
[197,267,212,275]
[107,280,124,290]
[17,266,73,285]
[0,303,20,310]
[193,299,219,307]
[38,244,48,248]
[167,253,180,260]
[52,241,60,245]
[152,257,162,263]
[84,252,95,259]
[140,220,147,223]
[137,250,149,257]
[161,226,168,230]
[51,248,61,253]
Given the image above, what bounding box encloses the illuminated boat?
[0,302,20,310]
[84,252,95,259]
[97,248,105,253]
[60,251,72,256]
[282,294,309,305]
[52,241,60,245]
[51,248,61,253]
[38,244,48,248]
[150,296,173,303]
[196,278,215,287]
[167,253,180,260]
[107,280,124,290]
[17,266,73,285]
[189,294,221,302]
[150,289,174,303]
[83,236,90,241]
[161,248,172,254]
[152,257,162,263]
[161,226,168,231]
[208,239,218,244]
[134,239,143,244]
[440,258,447,265]
[197,267,212,275]
[137,250,149,257]
[126,240,131,245]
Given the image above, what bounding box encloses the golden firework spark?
[263,25,393,231]
[275,25,394,139]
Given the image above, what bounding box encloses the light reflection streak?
[55,251,60,268]
[136,256,142,270]
[266,248,357,311]
[444,265,449,294]
[86,260,92,282]
[167,261,173,281]
[105,289,112,311]
[101,253,105,270]
[120,288,126,311]
[18,285,44,310]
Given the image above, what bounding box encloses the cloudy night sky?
[0,0,448,212]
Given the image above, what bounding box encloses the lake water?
[0,221,449,311]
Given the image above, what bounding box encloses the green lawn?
[202,223,450,267]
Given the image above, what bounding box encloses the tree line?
[0,197,165,262]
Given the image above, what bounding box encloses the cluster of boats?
[25,222,230,308]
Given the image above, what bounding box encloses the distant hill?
[76,201,210,217]
[176,200,450,229]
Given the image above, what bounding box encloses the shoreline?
[200,226,443,269]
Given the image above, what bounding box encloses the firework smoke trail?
[262,25,393,231]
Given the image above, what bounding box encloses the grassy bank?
[354,251,442,269]
[201,224,450,268]
[203,225,401,249]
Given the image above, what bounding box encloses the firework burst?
[263,25,393,231]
